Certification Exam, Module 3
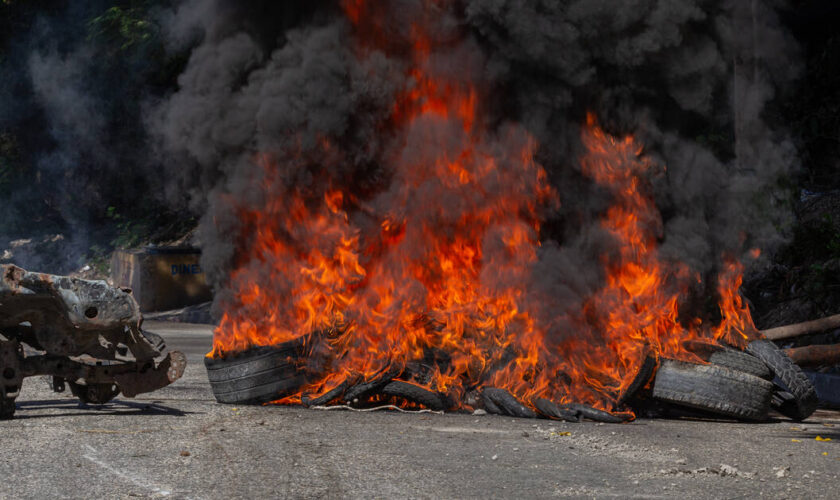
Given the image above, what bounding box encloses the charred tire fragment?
[533,398,580,421]
[204,340,308,404]
[343,366,402,404]
[708,348,772,380]
[533,398,633,423]
[652,359,773,421]
[302,379,354,407]
[562,403,634,423]
[482,388,537,418]
[746,339,818,421]
[616,354,658,405]
[380,380,446,411]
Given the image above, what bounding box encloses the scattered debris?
[659,464,755,479]
[718,464,742,477]
[774,466,791,478]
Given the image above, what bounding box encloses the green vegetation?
[106,205,198,249]
[88,6,155,52]
[0,0,195,274]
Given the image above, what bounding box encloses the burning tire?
[652,359,773,421]
[746,339,818,421]
[205,339,308,404]
[708,348,772,380]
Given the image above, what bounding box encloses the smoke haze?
[148,1,799,326]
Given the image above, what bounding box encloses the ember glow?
[209,1,761,413]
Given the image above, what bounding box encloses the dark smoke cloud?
[466,0,799,278]
[149,1,399,315]
[151,0,800,323]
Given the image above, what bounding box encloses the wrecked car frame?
[0,264,186,418]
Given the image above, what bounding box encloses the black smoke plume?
[151,1,799,329]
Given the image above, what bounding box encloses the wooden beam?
[760,313,840,340]
[783,344,840,367]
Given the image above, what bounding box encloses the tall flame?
[210,1,761,413]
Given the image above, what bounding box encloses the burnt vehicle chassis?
[0,265,186,419]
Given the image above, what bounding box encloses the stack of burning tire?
[648,339,817,421]
[204,333,818,422]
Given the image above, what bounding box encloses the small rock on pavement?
[774,466,790,478]
[718,464,738,477]
[491,454,498,461]
[180,451,191,457]
[473,409,487,416]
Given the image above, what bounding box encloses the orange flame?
[210,2,761,413]
[574,113,759,398]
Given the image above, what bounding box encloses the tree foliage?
[0,0,191,251]
[88,5,155,52]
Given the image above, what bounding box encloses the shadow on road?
[12,398,195,419]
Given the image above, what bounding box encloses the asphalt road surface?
[1,320,838,499]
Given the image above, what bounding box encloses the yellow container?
[111,247,212,312]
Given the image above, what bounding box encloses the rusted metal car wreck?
[0,264,186,418]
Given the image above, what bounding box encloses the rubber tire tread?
[205,343,304,383]
[204,340,308,404]
[709,348,772,380]
[208,363,300,394]
[652,359,773,421]
[746,339,818,420]
[211,374,308,404]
